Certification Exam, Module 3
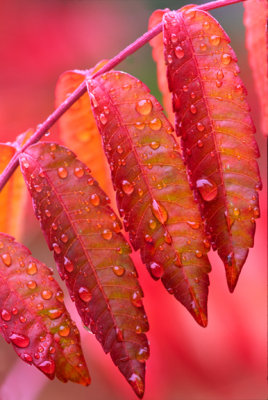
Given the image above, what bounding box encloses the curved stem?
[0,0,245,192]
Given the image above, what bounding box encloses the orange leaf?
[149,8,174,124]
[244,0,268,135]
[55,61,113,194]
[0,129,32,240]
[163,9,262,291]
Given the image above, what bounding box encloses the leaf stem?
[0,0,245,192]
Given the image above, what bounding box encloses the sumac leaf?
[87,71,211,327]
[0,233,90,385]
[149,8,174,124]
[19,143,149,398]
[163,9,262,291]
[244,0,268,135]
[55,61,113,193]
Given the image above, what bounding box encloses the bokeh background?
[0,1,266,399]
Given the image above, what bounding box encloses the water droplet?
[167,54,173,64]
[115,327,124,341]
[203,21,210,30]
[203,239,211,249]
[56,290,64,303]
[102,229,112,240]
[51,223,58,231]
[149,118,162,131]
[64,257,74,273]
[149,141,160,151]
[135,325,142,334]
[144,234,153,243]
[135,122,145,130]
[182,85,188,92]
[22,353,33,363]
[164,231,172,244]
[45,209,51,218]
[136,347,149,362]
[86,194,98,210]
[27,280,37,289]
[112,221,121,233]
[200,43,207,51]
[217,70,224,80]
[39,359,55,375]
[41,289,53,300]
[136,99,153,115]
[151,199,168,224]
[138,188,143,197]
[112,265,125,277]
[253,207,260,217]
[99,113,107,125]
[149,219,156,230]
[195,250,203,258]
[175,45,184,59]
[233,207,240,217]
[209,35,221,46]
[190,104,197,114]
[52,243,61,255]
[216,80,223,88]
[12,307,18,315]
[149,262,164,279]
[187,221,200,229]
[122,180,134,195]
[9,333,30,348]
[48,308,63,320]
[58,325,70,337]
[78,287,92,302]
[131,291,143,308]
[1,253,12,267]
[221,53,231,65]
[74,167,84,178]
[57,167,68,179]
[60,234,68,244]
[34,184,42,193]
[1,309,11,321]
[196,178,218,201]
[197,140,203,148]
[196,122,205,132]
[19,316,26,323]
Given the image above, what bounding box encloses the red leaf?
[163,9,262,291]
[148,8,174,124]
[55,61,114,194]
[87,71,211,327]
[244,0,268,136]
[19,143,149,398]
[0,233,90,385]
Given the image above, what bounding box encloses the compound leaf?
[0,233,90,385]
[87,71,211,327]
[163,9,262,291]
[19,143,149,398]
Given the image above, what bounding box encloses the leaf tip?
[225,248,249,293]
[128,372,145,398]
[191,307,208,328]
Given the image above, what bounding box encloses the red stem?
[0,0,245,192]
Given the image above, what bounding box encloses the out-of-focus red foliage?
[0,1,266,400]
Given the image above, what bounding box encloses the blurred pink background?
[0,1,266,400]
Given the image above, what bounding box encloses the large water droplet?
[131,291,143,308]
[149,118,162,131]
[209,35,221,46]
[78,287,92,302]
[9,333,30,348]
[102,229,112,240]
[149,262,164,279]
[1,309,11,321]
[164,231,172,244]
[90,193,100,206]
[175,45,184,59]
[27,280,37,289]
[74,167,84,178]
[64,257,74,273]
[196,178,218,201]
[52,243,61,255]
[136,347,149,363]
[113,265,125,277]
[196,122,205,132]
[151,199,168,224]
[48,308,63,320]
[233,207,240,217]
[1,253,12,267]
[59,325,70,337]
[99,113,107,125]
[135,99,153,115]
[187,221,200,230]
[190,104,197,114]
[41,289,53,300]
[57,167,68,179]
[122,180,134,195]
[221,53,231,65]
[39,360,55,375]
